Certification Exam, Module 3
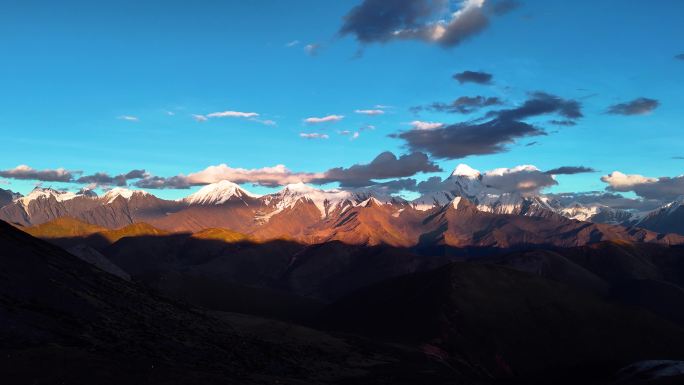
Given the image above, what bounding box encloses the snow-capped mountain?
[1,173,683,237]
[560,203,638,225]
[633,195,684,235]
[16,187,82,206]
[412,164,558,218]
[262,182,362,219]
[183,180,259,206]
[102,187,151,204]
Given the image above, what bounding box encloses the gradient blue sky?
[1,0,683,199]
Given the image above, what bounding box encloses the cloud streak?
[453,70,493,84]
[414,95,502,114]
[355,109,385,115]
[607,98,659,116]
[206,111,259,118]
[300,133,330,139]
[304,115,344,124]
[545,166,596,175]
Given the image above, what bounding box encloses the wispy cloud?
[286,40,300,47]
[206,111,259,118]
[192,114,209,122]
[304,115,344,124]
[304,43,321,56]
[355,109,385,115]
[300,132,330,139]
[607,98,659,116]
[339,130,361,140]
[117,115,139,122]
[250,118,277,126]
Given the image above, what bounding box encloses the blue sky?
[1,0,683,200]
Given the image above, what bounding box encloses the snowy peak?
[184,180,257,205]
[103,187,151,204]
[270,183,355,217]
[17,187,79,206]
[451,163,481,179]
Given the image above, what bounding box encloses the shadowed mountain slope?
[0,220,470,385]
[319,262,684,384]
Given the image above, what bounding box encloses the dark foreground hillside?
[2,219,684,384]
[0,220,463,385]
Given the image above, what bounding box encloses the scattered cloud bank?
[314,151,441,187]
[129,151,440,191]
[0,165,76,182]
[77,170,148,187]
[607,98,659,116]
[394,92,582,159]
[340,0,510,48]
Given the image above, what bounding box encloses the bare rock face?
[0,188,21,208]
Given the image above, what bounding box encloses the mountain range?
[1,165,683,245]
[3,165,684,384]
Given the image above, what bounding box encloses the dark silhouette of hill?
[0,220,470,385]
[318,262,684,384]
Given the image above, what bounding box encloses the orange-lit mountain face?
[16,190,684,250]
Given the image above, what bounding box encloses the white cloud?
[410,120,444,130]
[601,171,658,189]
[206,111,259,118]
[304,115,344,124]
[300,133,330,139]
[286,40,300,47]
[186,164,323,187]
[192,114,208,122]
[117,115,139,122]
[355,109,385,115]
